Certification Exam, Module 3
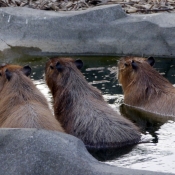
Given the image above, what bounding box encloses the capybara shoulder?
[0,64,64,132]
[118,56,175,117]
[45,57,141,149]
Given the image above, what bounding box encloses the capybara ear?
[131,60,137,70]
[75,59,83,70]
[5,69,12,81]
[56,62,63,72]
[147,57,155,67]
[22,65,31,77]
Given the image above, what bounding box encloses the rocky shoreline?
[1,4,175,58]
[0,0,175,14]
[0,128,174,175]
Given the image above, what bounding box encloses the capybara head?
[0,64,31,92]
[117,56,172,106]
[118,56,155,91]
[45,58,83,94]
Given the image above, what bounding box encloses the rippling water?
[8,56,175,173]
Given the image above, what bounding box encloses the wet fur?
[118,56,175,117]
[45,57,141,149]
[0,64,64,132]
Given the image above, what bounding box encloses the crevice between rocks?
[0,38,12,48]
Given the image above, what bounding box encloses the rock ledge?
[0,128,174,175]
[0,5,175,58]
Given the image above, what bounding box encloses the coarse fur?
[0,64,64,132]
[118,56,175,118]
[45,57,141,149]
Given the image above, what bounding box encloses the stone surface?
[0,128,174,175]
[0,5,175,58]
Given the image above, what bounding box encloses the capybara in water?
[0,64,64,132]
[118,56,175,118]
[45,57,141,149]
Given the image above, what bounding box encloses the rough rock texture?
[0,4,175,58]
[0,128,174,175]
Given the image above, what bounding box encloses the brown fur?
[118,56,175,117]
[0,64,64,132]
[45,57,141,149]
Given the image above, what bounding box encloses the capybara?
[0,64,64,132]
[45,57,141,149]
[118,56,175,118]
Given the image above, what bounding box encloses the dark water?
[5,56,175,173]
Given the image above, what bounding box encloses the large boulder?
[0,5,175,58]
[0,128,173,175]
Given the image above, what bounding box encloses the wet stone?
[0,128,173,175]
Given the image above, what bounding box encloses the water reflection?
[88,145,136,162]
[108,121,175,173]
[4,55,175,173]
[33,79,53,110]
[120,104,175,133]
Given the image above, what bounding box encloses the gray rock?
[0,5,175,58]
[0,128,173,175]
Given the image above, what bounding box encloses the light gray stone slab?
[0,5,175,58]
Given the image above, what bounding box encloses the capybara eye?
[50,65,54,69]
[124,63,129,67]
